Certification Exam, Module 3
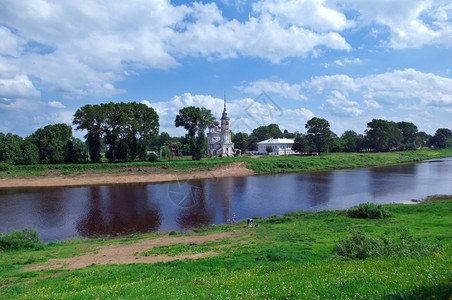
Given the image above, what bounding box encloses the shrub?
[0,227,43,250]
[0,163,10,171]
[347,202,390,219]
[148,153,158,162]
[333,229,436,260]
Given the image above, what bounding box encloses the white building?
[207,98,234,157]
[257,138,298,155]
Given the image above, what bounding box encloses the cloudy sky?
[1,0,451,139]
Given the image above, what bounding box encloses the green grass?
[0,199,451,299]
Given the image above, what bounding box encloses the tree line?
[1,102,451,165]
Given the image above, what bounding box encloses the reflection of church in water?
[207,97,236,157]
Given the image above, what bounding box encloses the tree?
[341,130,358,152]
[248,124,282,151]
[397,121,418,150]
[305,117,332,154]
[292,133,310,154]
[428,128,452,149]
[30,124,72,164]
[232,132,248,153]
[266,146,273,155]
[175,106,202,160]
[73,104,105,162]
[0,133,23,164]
[365,119,402,151]
[19,138,39,165]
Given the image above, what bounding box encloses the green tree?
[292,133,310,154]
[73,104,105,162]
[232,132,249,152]
[305,117,332,154]
[365,119,402,152]
[0,133,23,164]
[30,124,72,164]
[19,138,39,165]
[248,124,282,151]
[428,128,452,149]
[397,121,418,150]
[174,106,206,160]
[266,146,273,155]
[341,130,358,152]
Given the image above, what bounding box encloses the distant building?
[207,97,235,157]
[257,138,298,155]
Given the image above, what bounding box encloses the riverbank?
[1,198,450,299]
[0,149,451,188]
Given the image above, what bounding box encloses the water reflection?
[0,158,451,242]
[76,185,161,237]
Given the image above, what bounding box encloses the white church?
[207,98,235,157]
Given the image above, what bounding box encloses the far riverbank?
[0,149,451,188]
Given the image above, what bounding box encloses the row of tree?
[73,102,159,162]
[0,124,87,165]
[1,102,451,165]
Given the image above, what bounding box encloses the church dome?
[214,120,220,126]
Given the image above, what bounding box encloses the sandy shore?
[0,162,255,188]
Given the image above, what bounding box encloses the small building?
[257,138,298,155]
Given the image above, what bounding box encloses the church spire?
[221,92,229,120]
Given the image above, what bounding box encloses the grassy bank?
[1,199,451,299]
[245,148,452,173]
[1,148,451,179]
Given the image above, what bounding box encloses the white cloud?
[0,73,40,103]
[237,78,307,101]
[322,90,363,117]
[253,0,351,31]
[324,57,362,68]
[351,0,452,48]
[0,26,25,57]
[47,101,65,108]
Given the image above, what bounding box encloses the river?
[1,158,451,242]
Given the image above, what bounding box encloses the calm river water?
[1,158,451,242]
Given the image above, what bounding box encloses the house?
[257,138,298,155]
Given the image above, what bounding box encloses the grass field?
[0,199,451,299]
[1,148,452,178]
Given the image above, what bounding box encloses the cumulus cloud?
[47,101,65,108]
[237,78,307,101]
[322,90,363,117]
[351,0,452,48]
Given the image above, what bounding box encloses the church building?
[207,97,234,157]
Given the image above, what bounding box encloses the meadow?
[0,199,451,299]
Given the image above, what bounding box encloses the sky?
[0,0,451,139]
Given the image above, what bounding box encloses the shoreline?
[0,162,255,188]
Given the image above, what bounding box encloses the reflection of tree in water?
[304,172,332,208]
[177,181,213,229]
[76,185,161,238]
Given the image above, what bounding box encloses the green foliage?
[347,202,391,219]
[333,230,436,260]
[0,163,10,171]
[0,227,43,251]
[305,117,332,154]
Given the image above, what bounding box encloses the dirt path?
[25,231,237,271]
[0,162,255,188]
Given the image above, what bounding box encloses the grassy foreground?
[1,148,452,178]
[1,199,451,299]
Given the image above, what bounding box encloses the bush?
[148,153,159,162]
[347,202,390,219]
[333,229,436,260]
[0,227,43,250]
[0,163,10,171]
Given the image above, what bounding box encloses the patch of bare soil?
[24,231,236,271]
[0,162,255,188]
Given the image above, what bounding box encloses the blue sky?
[0,0,451,139]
